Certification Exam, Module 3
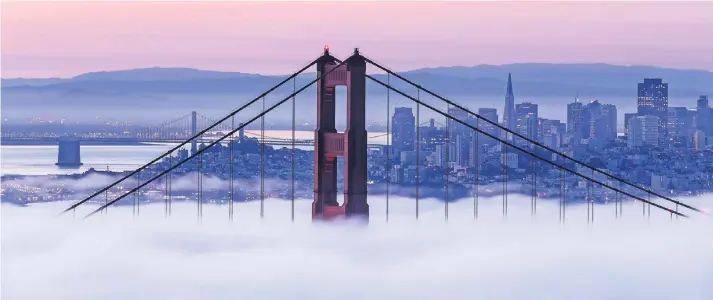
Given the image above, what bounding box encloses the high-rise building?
[694,130,707,151]
[567,96,586,142]
[667,107,694,146]
[637,78,669,145]
[587,101,617,148]
[478,108,499,147]
[515,101,538,144]
[627,115,660,148]
[419,118,447,152]
[539,118,564,148]
[391,107,415,158]
[624,113,637,136]
[503,74,516,139]
[696,95,711,136]
[447,106,469,136]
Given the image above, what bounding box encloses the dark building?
[392,107,416,158]
[637,78,669,146]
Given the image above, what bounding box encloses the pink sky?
[2,1,712,78]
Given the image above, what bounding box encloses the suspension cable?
[364,73,689,218]
[82,56,350,218]
[362,56,703,216]
[62,59,320,214]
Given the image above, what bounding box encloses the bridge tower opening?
[313,47,369,221]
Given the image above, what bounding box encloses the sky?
[2,1,713,78]
[2,191,712,300]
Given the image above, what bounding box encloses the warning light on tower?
[324,45,329,52]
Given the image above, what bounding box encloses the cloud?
[2,194,713,300]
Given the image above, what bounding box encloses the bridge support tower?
[191,111,198,155]
[313,47,369,221]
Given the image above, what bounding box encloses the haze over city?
[2,1,713,300]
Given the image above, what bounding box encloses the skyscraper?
[478,108,499,147]
[567,95,586,142]
[587,100,617,148]
[503,73,516,139]
[391,107,415,158]
[637,78,669,146]
[627,115,660,148]
[515,101,538,144]
[447,106,469,136]
[624,113,637,136]
[696,95,711,136]
[667,107,693,146]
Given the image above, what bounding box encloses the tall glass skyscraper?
[637,78,669,146]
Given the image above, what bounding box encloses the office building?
[628,115,660,148]
[637,78,669,145]
[515,101,538,144]
[391,107,416,158]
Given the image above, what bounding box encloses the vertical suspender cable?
[560,168,566,223]
[135,173,140,217]
[105,184,108,215]
[503,131,507,218]
[445,103,450,221]
[165,158,169,217]
[648,193,651,220]
[291,77,296,223]
[230,116,235,222]
[474,119,479,219]
[386,74,391,223]
[416,89,420,220]
[168,154,172,216]
[261,96,265,219]
[198,149,203,222]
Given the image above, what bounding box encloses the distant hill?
[70,67,262,82]
[3,63,711,96]
[1,78,68,87]
[2,64,711,118]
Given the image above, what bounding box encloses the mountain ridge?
[4,62,711,82]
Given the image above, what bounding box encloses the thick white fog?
[2,194,712,300]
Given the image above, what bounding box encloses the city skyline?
[3,2,712,299]
[3,1,713,77]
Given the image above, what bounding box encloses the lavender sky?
[2,1,713,78]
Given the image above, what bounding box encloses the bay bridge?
[1,110,388,148]
[62,47,706,222]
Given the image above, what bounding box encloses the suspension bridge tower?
[313,47,369,221]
